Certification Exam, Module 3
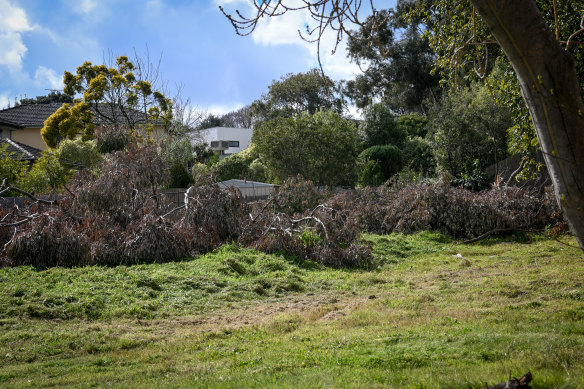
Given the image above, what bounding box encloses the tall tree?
[250,69,345,123]
[469,0,584,248]
[42,55,172,149]
[345,7,440,113]
[222,0,584,250]
[219,105,254,128]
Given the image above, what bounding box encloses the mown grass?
[0,232,583,388]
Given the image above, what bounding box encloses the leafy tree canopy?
[359,103,404,149]
[250,69,345,123]
[17,91,73,106]
[345,5,441,113]
[427,83,510,178]
[42,56,173,149]
[253,111,359,186]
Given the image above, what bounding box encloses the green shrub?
[18,150,72,194]
[167,163,193,188]
[358,145,402,181]
[0,143,28,196]
[358,160,385,187]
[253,111,359,186]
[397,113,429,138]
[401,137,436,176]
[359,103,404,148]
[214,153,250,181]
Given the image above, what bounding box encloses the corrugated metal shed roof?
[217,179,277,189]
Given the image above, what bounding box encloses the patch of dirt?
[128,292,373,338]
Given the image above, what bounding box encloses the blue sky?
[0,0,395,116]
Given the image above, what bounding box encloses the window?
[228,140,239,147]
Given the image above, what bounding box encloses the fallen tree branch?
[0,213,43,228]
[290,215,329,240]
[505,158,528,187]
[0,186,57,205]
[460,227,542,244]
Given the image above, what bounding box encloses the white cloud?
[0,32,28,70]
[34,66,62,90]
[0,0,34,33]
[62,0,97,15]
[205,103,244,116]
[0,94,10,109]
[0,0,35,72]
[75,0,97,14]
[249,1,361,80]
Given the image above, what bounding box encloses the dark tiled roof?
[0,139,43,161]
[0,103,63,127]
[0,117,24,129]
[0,103,159,128]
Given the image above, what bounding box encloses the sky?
[0,0,396,117]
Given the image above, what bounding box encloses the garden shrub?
[358,160,385,187]
[358,145,402,182]
[167,163,193,189]
[0,143,28,196]
[214,152,250,181]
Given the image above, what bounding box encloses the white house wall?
[195,126,253,155]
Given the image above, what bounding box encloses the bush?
[214,153,250,181]
[239,202,374,268]
[358,160,385,187]
[253,111,359,186]
[397,113,428,138]
[168,163,193,189]
[18,150,72,195]
[358,145,402,182]
[0,143,28,196]
[401,137,436,176]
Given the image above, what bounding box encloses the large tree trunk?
[470,0,584,250]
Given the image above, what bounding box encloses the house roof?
[0,139,43,161]
[0,103,161,128]
[0,117,24,129]
[0,103,63,127]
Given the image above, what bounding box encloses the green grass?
[1,233,583,388]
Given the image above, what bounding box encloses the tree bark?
[470,0,584,250]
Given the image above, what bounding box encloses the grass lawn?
[0,232,583,388]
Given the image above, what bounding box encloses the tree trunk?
[470,0,584,250]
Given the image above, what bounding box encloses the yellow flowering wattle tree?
[42,55,173,149]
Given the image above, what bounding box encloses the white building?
[193,127,253,157]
